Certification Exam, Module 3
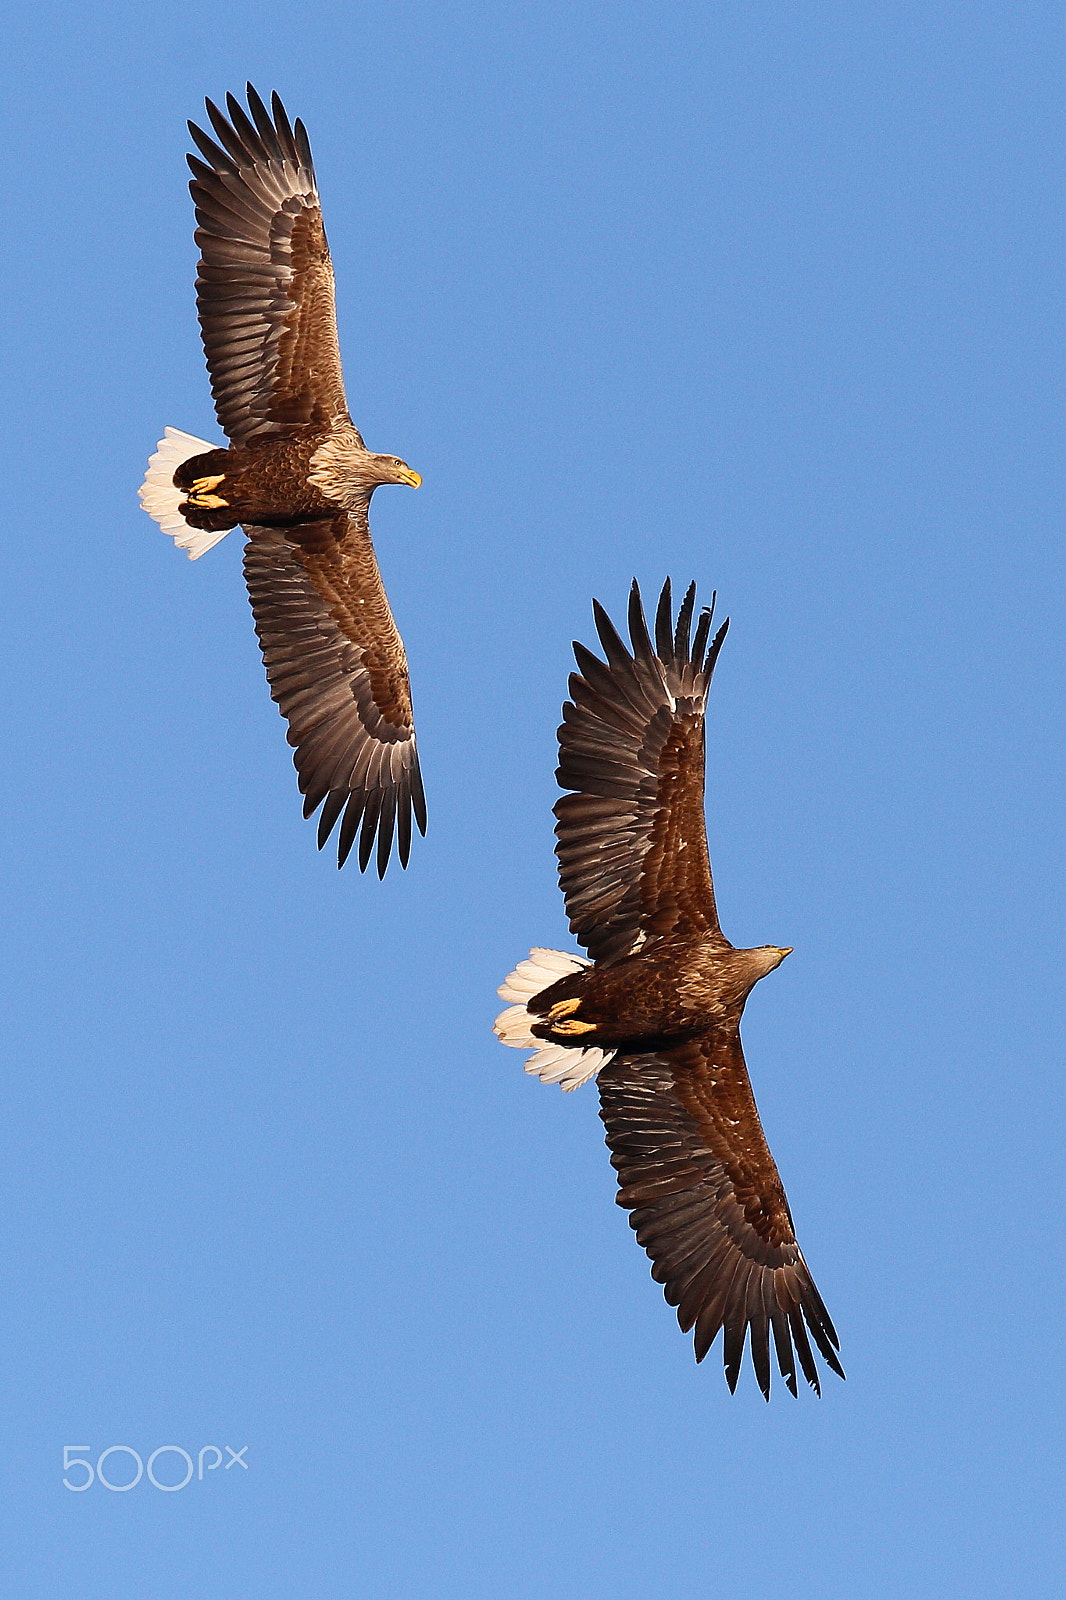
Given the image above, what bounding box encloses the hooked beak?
[395,468,422,488]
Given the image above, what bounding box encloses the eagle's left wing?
[243,513,426,874]
[597,1031,843,1397]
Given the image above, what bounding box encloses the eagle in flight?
[140,86,426,875]
[496,581,843,1397]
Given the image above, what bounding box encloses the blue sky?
[2,1,1064,1595]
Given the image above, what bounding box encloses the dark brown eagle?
[495,581,843,1398]
[140,86,426,875]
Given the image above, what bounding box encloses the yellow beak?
[395,468,422,488]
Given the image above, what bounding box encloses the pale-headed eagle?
[140,87,425,874]
[496,581,843,1397]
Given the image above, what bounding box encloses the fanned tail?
[494,947,614,1092]
[140,427,227,560]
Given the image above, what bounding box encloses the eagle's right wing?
[554,580,730,964]
[187,86,351,446]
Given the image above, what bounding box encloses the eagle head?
[369,454,422,489]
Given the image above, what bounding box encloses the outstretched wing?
[597,1033,842,1397]
[243,514,426,874]
[187,86,351,446]
[555,579,730,964]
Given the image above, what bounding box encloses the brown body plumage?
[140,87,426,874]
[173,436,336,532]
[529,935,791,1046]
[495,581,843,1398]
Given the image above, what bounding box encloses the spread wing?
[187,86,351,446]
[555,579,730,964]
[243,514,426,874]
[597,1033,843,1397]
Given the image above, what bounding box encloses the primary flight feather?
[495,580,843,1398]
[140,86,426,875]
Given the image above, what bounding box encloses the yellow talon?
[186,492,229,509]
[552,1018,597,1036]
[190,474,225,492]
[546,997,583,1021]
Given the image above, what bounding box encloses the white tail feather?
[140,427,229,560]
[524,1042,610,1092]
[494,947,613,1092]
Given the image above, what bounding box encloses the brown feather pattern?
[550,581,842,1395]
[243,514,425,874]
[598,1044,842,1397]
[188,87,349,445]
[173,87,426,872]
[555,579,729,964]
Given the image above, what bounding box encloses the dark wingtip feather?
[704,617,730,680]
[805,1304,846,1380]
[375,788,397,879]
[249,88,284,162]
[204,97,250,166]
[723,1324,745,1393]
[186,153,216,185]
[592,598,633,670]
[770,1302,799,1398]
[691,600,714,671]
[336,790,367,868]
[691,610,711,670]
[316,788,347,848]
[357,788,384,873]
[804,1280,842,1355]
[293,116,313,171]
[653,579,674,663]
[187,118,236,174]
[674,582,697,665]
[224,91,262,155]
[789,1306,822,1397]
[410,759,428,835]
[396,784,413,868]
[270,91,298,160]
[626,581,655,665]
[692,1309,719,1365]
[750,1290,773,1400]
[722,1275,752,1393]
[571,639,603,684]
[823,1349,846,1382]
